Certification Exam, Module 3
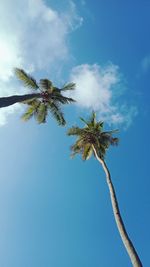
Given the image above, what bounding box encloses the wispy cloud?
[141,55,150,72]
[67,63,137,127]
[0,0,82,125]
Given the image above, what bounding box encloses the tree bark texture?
[0,93,41,108]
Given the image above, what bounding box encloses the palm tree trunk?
[93,146,143,267]
[0,93,41,108]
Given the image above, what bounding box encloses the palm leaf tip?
[58,114,66,126]
[61,82,76,91]
[110,137,119,146]
[61,96,76,104]
[91,111,96,120]
[48,102,66,126]
[67,97,76,103]
[67,128,74,136]
[61,119,66,126]
[79,117,88,125]
[14,68,39,89]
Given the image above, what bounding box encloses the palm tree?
[67,112,143,267]
[0,68,75,125]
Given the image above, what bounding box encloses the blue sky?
[0,0,149,266]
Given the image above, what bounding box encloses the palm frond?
[36,103,48,123]
[79,117,89,126]
[80,112,96,128]
[70,139,83,158]
[100,131,119,147]
[22,99,39,105]
[61,82,76,91]
[48,102,66,126]
[39,79,53,92]
[52,94,75,104]
[82,144,93,160]
[86,112,100,129]
[90,111,96,124]
[14,68,39,89]
[110,137,119,146]
[21,106,36,121]
[67,126,84,136]
[61,95,75,104]
[97,144,106,159]
[95,121,104,131]
[101,129,119,135]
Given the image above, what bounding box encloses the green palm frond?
[48,102,66,126]
[51,94,75,104]
[61,95,75,104]
[90,111,96,125]
[22,99,39,105]
[61,82,76,91]
[80,112,96,128]
[21,100,41,121]
[67,126,85,136]
[70,139,83,158]
[36,102,48,123]
[95,121,104,131]
[39,79,53,92]
[21,106,36,121]
[79,117,89,126]
[14,68,39,89]
[81,112,102,130]
[82,144,93,160]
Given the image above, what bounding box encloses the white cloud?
[67,63,137,127]
[141,55,150,72]
[0,104,22,126]
[0,0,82,125]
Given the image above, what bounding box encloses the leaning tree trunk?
[0,93,41,108]
[93,147,143,267]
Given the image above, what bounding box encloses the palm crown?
[15,68,76,125]
[67,112,119,159]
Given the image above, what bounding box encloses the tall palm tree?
[0,68,75,125]
[67,112,143,267]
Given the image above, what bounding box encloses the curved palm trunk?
[0,93,41,108]
[93,146,143,267]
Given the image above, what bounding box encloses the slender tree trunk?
[93,146,143,267]
[0,93,41,108]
